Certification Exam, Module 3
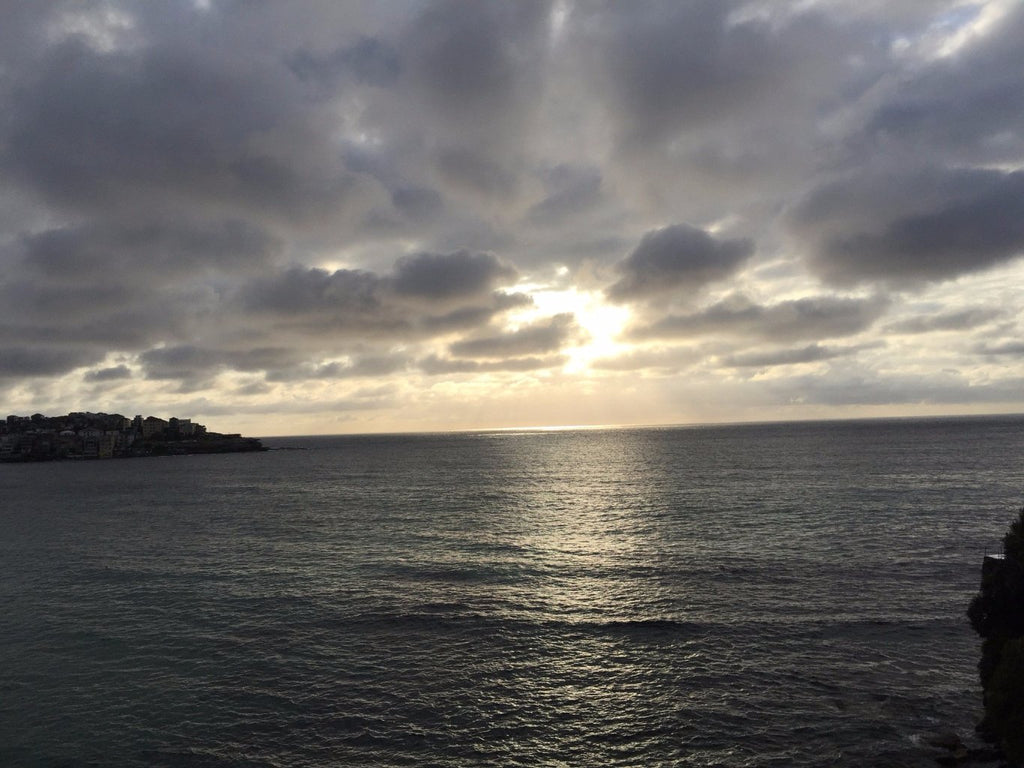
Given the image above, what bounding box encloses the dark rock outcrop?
[968,507,1024,764]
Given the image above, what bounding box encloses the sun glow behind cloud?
[510,281,632,373]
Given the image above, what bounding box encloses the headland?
[0,411,265,461]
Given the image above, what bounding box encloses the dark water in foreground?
[2,416,1023,767]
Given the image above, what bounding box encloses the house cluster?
[0,412,208,461]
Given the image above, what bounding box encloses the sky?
[1,0,1023,436]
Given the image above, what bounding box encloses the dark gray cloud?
[0,346,101,378]
[175,393,395,417]
[237,267,388,328]
[232,252,521,346]
[1,12,382,241]
[720,344,859,368]
[233,381,273,397]
[448,313,580,358]
[434,149,519,200]
[581,1,773,146]
[391,250,516,302]
[526,165,603,227]
[405,0,550,146]
[795,169,1024,286]
[0,280,135,326]
[0,259,211,357]
[266,355,409,382]
[629,295,889,342]
[419,354,567,375]
[7,42,278,211]
[862,4,1024,166]
[784,5,1024,292]
[974,341,1024,358]
[420,292,533,333]
[573,1,853,152]
[83,365,133,383]
[0,249,527,391]
[21,218,279,282]
[606,224,754,302]
[884,308,1003,335]
[0,299,194,352]
[288,36,401,89]
[391,187,445,223]
[140,346,228,382]
[140,344,310,385]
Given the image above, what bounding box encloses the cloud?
[83,365,133,382]
[420,292,533,332]
[0,346,100,378]
[861,4,1024,166]
[288,36,401,89]
[237,266,387,324]
[266,355,409,382]
[719,343,860,368]
[1,2,1023,427]
[974,341,1024,357]
[233,381,273,397]
[526,165,603,226]
[233,253,523,343]
[434,149,519,200]
[795,169,1024,286]
[606,224,754,302]
[576,1,816,149]
[177,394,395,418]
[7,42,273,209]
[629,294,889,342]
[590,346,705,373]
[418,354,566,375]
[0,279,135,327]
[391,249,516,302]
[391,187,445,223]
[0,346,103,378]
[2,15,385,240]
[139,346,227,382]
[21,218,279,282]
[448,313,580,358]
[140,345,310,384]
[404,0,550,150]
[768,370,1024,408]
[884,308,1003,334]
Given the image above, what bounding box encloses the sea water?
[2,416,1023,766]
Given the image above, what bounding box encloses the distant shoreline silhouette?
[1,411,265,462]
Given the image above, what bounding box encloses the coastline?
[1,411,265,462]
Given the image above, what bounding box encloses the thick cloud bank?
[606,225,754,302]
[0,1,1022,431]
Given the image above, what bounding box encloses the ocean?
[2,415,1023,767]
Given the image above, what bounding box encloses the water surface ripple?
[2,416,1023,766]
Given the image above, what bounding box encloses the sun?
[509,282,633,372]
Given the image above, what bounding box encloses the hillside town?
[0,412,265,461]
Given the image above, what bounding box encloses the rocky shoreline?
[942,507,1024,768]
[923,730,1006,767]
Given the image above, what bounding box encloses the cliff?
[968,507,1024,763]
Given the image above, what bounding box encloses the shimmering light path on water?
[2,416,1023,766]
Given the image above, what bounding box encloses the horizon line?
[254,410,1024,440]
